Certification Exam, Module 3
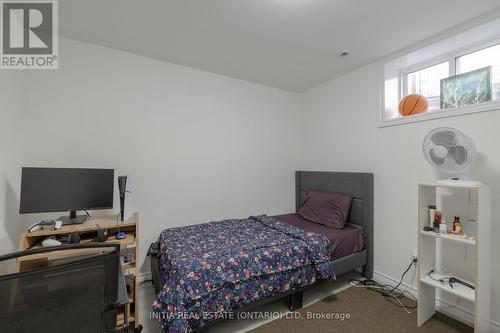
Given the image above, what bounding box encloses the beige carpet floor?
[249,287,473,333]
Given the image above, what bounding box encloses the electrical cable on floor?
[349,258,418,314]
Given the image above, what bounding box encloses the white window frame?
[379,34,500,127]
[399,58,450,105]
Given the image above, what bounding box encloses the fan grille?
[423,127,475,174]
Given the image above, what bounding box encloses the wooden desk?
[17,212,140,329]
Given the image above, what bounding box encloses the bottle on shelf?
[439,217,448,235]
[428,205,436,227]
[452,216,463,235]
[433,211,442,231]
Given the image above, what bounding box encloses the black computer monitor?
[20,167,114,225]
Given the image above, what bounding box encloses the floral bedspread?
[148,215,334,332]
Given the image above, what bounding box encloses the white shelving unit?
[417,182,491,332]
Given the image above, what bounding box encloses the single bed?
[149,171,373,332]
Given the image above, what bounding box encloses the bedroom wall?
[301,63,500,327]
[0,71,26,273]
[22,38,302,273]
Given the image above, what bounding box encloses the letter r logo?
[2,2,53,54]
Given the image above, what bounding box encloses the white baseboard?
[373,270,500,333]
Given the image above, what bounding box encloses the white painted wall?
[0,71,26,274]
[301,63,500,326]
[21,38,302,272]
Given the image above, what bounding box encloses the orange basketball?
[399,94,429,116]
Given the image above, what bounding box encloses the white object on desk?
[28,220,63,232]
[42,238,62,247]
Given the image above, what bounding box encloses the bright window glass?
[456,43,500,101]
[407,62,449,111]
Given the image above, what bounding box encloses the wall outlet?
[411,250,418,263]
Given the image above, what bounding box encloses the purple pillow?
[298,191,352,229]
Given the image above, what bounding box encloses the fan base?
[437,178,483,187]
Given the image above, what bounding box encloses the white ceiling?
[60,0,500,92]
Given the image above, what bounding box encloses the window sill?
[379,100,500,128]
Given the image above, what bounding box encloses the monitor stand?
[58,210,88,225]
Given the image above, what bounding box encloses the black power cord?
[350,258,418,313]
[427,270,475,290]
[384,259,415,296]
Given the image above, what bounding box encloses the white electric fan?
[423,127,482,186]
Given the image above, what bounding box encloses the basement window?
[456,43,500,101]
[380,16,500,127]
[405,62,449,112]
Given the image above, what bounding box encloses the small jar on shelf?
[439,220,448,235]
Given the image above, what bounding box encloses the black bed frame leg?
[288,291,303,311]
[362,264,373,280]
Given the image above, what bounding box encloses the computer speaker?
[118,176,127,221]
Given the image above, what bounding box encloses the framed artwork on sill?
[440,66,491,109]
